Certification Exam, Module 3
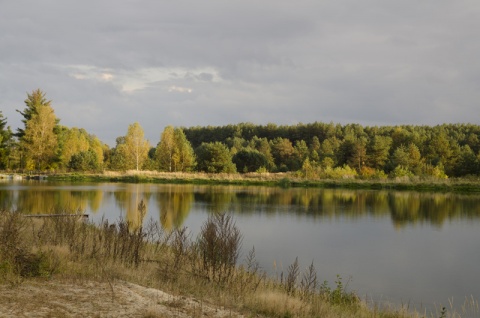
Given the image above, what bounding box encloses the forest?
[1,89,480,179]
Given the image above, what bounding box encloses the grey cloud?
[1,0,479,146]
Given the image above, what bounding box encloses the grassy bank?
[1,208,449,318]
[43,170,480,193]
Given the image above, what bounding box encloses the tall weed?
[0,210,58,281]
[194,213,242,284]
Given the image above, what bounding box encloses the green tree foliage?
[195,142,236,173]
[109,137,127,170]
[156,126,196,172]
[232,149,268,173]
[180,122,480,178]
[367,135,392,170]
[348,138,368,171]
[390,143,423,175]
[112,123,150,171]
[56,127,106,171]
[156,125,175,171]
[225,136,248,154]
[68,149,100,171]
[2,89,107,171]
[309,136,321,162]
[336,127,363,168]
[391,127,413,151]
[16,89,58,138]
[390,165,415,179]
[172,128,196,172]
[6,102,480,178]
[89,135,106,169]
[0,111,13,169]
[319,138,338,168]
[452,145,479,176]
[57,127,90,167]
[20,99,59,170]
[293,140,309,171]
[271,137,295,171]
[426,129,452,166]
[249,136,275,171]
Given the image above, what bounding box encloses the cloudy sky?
[1,1,479,146]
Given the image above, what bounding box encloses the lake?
[1,180,479,315]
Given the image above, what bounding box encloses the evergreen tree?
[250,136,275,171]
[293,140,309,170]
[0,111,13,169]
[367,135,392,170]
[390,143,423,175]
[452,145,478,176]
[21,102,59,170]
[68,149,100,171]
[348,138,368,171]
[270,137,295,171]
[309,136,321,158]
[232,149,268,172]
[195,142,236,173]
[16,89,58,138]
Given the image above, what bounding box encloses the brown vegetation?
[0,208,472,317]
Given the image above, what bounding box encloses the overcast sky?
[1,1,479,146]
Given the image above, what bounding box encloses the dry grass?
[118,169,286,182]
[1,208,471,318]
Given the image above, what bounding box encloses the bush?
[0,210,58,280]
[390,165,414,179]
[68,149,101,172]
[324,165,358,179]
[194,213,242,283]
[195,142,237,173]
[232,149,268,173]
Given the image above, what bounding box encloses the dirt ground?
[0,280,245,318]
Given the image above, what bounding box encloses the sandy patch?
[0,280,244,318]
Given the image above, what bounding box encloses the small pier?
[25,214,89,219]
[0,174,48,180]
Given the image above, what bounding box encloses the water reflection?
[1,181,479,313]
[112,184,150,230]
[0,181,104,214]
[191,186,480,228]
[1,182,480,228]
[155,185,194,231]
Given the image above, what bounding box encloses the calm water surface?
[1,180,479,314]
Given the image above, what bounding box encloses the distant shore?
[4,170,477,193]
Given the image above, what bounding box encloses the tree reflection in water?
[1,182,480,229]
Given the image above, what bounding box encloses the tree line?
[1,89,480,179]
[181,122,480,178]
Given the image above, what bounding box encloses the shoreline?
[13,170,480,193]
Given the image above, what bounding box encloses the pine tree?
[16,89,57,138]
[21,102,58,170]
[0,111,13,169]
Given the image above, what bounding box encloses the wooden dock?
[25,214,89,219]
[0,174,48,180]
